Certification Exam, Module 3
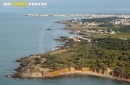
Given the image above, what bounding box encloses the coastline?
[12,20,130,83]
[13,56,130,83]
[45,71,130,83]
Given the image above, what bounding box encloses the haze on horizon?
[0,0,130,14]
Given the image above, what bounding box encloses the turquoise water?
[0,12,129,85]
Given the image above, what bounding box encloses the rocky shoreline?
[12,45,130,83]
[12,20,130,83]
[12,55,130,83]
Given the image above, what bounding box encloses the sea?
[0,10,129,85]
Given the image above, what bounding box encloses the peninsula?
[13,16,130,83]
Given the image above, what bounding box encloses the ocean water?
[0,11,129,85]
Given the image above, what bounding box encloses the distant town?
[24,13,130,18]
[24,13,130,26]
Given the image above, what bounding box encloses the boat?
[46,28,52,30]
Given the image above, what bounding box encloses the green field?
[93,33,130,38]
[67,23,106,30]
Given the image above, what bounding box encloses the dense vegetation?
[95,38,130,51]
[81,17,119,23]
[81,17,130,34]
[32,18,130,79]
[114,25,130,33]
[38,38,130,79]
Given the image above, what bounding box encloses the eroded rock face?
[12,54,130,83]
[12,62,130,83]
[13,54,47,78]
[13,67,106,78]
[21,72,42,78]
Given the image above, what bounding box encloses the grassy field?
[67,23,107,30]
[93,33,130,38]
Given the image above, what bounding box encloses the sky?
[0,0,130,14]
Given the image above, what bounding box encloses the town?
[24,13,130,18]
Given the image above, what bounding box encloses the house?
[110,31,115,34]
